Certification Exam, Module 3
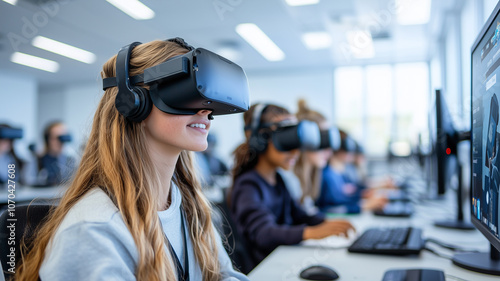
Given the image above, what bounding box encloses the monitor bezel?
[470,0,500,253]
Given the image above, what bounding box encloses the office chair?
[212,190,258,274]
[0,204,53,280]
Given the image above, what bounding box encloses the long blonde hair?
[294,99,327,202]
[16,40,221,281]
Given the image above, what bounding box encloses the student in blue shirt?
[229,103,354,269]
[37,121,76,186]
[320,133,387,214]
[16,39,249,281]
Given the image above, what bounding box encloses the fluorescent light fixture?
[2,0,17,5]
[11,52,59,73]
[285,0,319,6]
[346,30,375,59]
[106,0,155,20]
[32,36,96,64]
[236,23,285,62]
[302,32,332,50]
[396,0,431,25]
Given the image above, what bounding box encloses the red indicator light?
[446,148,451,155]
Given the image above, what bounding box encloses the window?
[334,63,429,157]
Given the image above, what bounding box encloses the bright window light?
[346,30,375,59]
[236,23,285,62]
[285,0,319,6]
[11,52,59,73]
[32,36,96,64]
[396,0,431,25]
[302,32,332,50]
[2,0,17,5]
[106,0,155,20]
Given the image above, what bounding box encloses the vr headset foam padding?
[57,134,72,143]
[319,127,341,150]
[0,127,23,140]
[272,120,320,152]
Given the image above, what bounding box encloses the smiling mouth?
[188,123,207,129]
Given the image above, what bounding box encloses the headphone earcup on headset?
[249,131,269,154]
[131,87,152,122]
[115,87,152,122]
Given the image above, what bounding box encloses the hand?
[303,219,355,240]
[362,195,388,211]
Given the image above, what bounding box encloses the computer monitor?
[429,89,474,230]
[457,0,500,275]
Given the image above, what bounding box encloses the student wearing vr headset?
[16,39,250,281]
[36,121,76,186]
[292,99,340,215]
[0,124,26,185]
[228,103,355,270]
[319,131,388,214]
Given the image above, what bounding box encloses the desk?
[248,196,498,281]
[0,185,67,206]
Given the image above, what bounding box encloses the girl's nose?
[198,109,214,120]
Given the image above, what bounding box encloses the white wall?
[63,82,102,156]
[484,0,499,22]
[38,85,66,145]
[0,71,38,160]
[36,82,101,158]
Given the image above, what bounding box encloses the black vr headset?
[102,38,250,122]
[57,134,72,143]
[339,136,357,152]
[248,104,320,153]
[0,127,23,140]
[319,127,341,150]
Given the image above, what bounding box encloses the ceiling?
[0,0,459,87]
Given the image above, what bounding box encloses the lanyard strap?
[164,208,190,281]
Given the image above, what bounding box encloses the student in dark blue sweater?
[228,103,354,269]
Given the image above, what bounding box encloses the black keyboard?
[348,227,424,255]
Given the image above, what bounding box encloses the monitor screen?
[471,2,500,252]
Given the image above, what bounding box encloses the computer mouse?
[299,265,339,280]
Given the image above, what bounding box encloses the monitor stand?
[452,244,500,275]
[434,163,475,230]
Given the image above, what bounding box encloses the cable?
[445,274,470,281]
[425,238,481,253]
[424,246,453,260]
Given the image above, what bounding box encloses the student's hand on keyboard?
[303,219,355,240]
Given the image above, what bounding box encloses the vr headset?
[248,104,320,152]
[319,127,341,150]
[103,38,250,122]
[0,127,23,140]
[57,134,72,143]
[339,136,357,152]
[271,120,321,151]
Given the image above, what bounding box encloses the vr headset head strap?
[250,104,268,135]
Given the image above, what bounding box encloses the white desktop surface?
[248,196,498,281]
[0,185,67,205]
